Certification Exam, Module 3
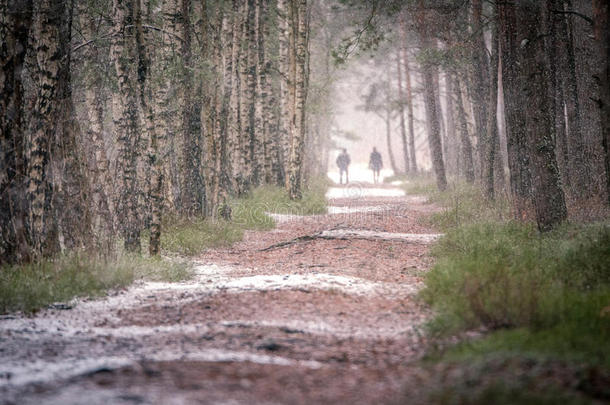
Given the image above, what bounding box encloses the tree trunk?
[0,0,32,263]
[451,73,475,184]
[111,0,141,252]
[484,5,499,200]
[444,70,458,177]
[385,110,398,175]
[26,0,65,256]
[180,0,204,216]
[395,51,410,175]
[51,1,93,252]
[402,46,418,173]
[416,3,447,191]
[518,1,567,231]
[278,0,294,187]
[287,0,309,200]
[253,0,267,187]
[592,0,610,205]
[79,3,114,253]
[238,0,256,194]
[498,0,532,220]
[470,0,490,181]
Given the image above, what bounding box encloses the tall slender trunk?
[237,0,256,194]
[80,4,114,253]
[111,0,141,252]
[51,1,92,252]
[384,110,398,174]
[180,0,204,216]
[396,51,409,175]
[554,0,590,197]
[416,3,447,191]
[470,0,490,181]
[253,0,266,187]
[227,0,243,194]
[26,0,65,256]
[0,0,32,263]
[278,0,292,185]
[451,73,475,184]
[498,1,532,220]
[133,0,162,255]
[592,0,610,205]
[485,4,499,200]
[433,67,447,169]
[444,70,458,177]
[287,0,309,200]
[400,19,418,173]
[519,1,567,231]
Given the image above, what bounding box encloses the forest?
[1,0,609,403]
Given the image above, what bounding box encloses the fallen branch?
[259,229,443,251]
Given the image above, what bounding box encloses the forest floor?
[0,182,445,405]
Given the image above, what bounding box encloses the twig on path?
[259,228,442,251]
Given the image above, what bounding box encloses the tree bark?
[451,73,475,184]
[26,0,64,256]
[287,0,309,200]
[395,51,410,175]
[385,109,398,175]
[416,3,447,191]
[111,0,141,252]
[498,0,532,220]
[79,3,114,253]
[518,1,567,231]
[592,0,610,205]
[401,45,418,173]
[0,0,32,263]
[470,0,490,181]
[180,0,204,216]
[485,4,499,200]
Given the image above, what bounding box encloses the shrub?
[422,221,610,366]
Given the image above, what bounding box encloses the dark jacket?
[336,152,351,169]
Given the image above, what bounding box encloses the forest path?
[1,182,442,405]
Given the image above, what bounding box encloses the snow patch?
[325,187,406,199]
[0,349,323,388]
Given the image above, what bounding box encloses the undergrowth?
[0,253,190,314]
[162,179,328,256]
[412,178,610,403]
[0,180,329,314]
[233,177,328,217]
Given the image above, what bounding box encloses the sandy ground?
[0,183,442,405]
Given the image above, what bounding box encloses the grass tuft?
[410,180,610,402]
[0,253,191,314]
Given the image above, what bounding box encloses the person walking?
[336,148,351,185]
[369,147,383,184]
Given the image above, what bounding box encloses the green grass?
[410,180,610,403]
[161,216,248,256]
[0,253,191,314]
[422,222,610,365]
[232,178,328,217]
[161,179,328,256]
[0,180,328,315]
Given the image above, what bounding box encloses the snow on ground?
[325,187,405,199]
[1,348,324,388]
[0,184,437,403]
[327,164,395,184]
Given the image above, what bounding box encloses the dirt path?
[0,184,442,405]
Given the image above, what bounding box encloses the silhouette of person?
[369,147,383,184]
[336,148,351,185]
